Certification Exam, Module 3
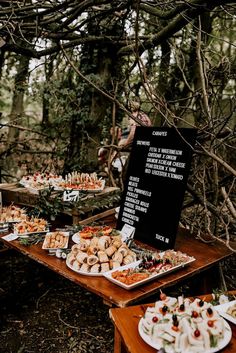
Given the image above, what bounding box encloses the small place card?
[63,190,80,202]
[120,224,135,242]
[2,233,19,241]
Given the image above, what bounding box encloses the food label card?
[120,224,135,243]
[63,190,80,202]
[2,233,19,241]
[117,127,197,250]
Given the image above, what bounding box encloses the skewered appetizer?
[140,294,230,353]
[0,205,28,223]
[59,172,105,191]
[67,233,136,274]
[14,218,48,234]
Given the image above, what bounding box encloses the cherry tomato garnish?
[192,311,199,318]
[207,320,214,327]
[172,325,179,332]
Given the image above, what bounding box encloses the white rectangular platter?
[103,256,195,290]
[25,186,49,195]
[14,230,49,237]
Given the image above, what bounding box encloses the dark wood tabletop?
[0,222,232,308]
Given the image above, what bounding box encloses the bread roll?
[87,255,99,266]
[100,262,110,273]
[97,250,109,263]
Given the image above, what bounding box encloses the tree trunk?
[42,57,54,127]
[0,48,5,80]
[7,55,30,144]
[64,16,125,173]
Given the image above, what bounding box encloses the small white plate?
[72,232,81,244]
[72,229,124,245]
[215,300,236,325]
[42,231,70,250]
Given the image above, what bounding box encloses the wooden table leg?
[200,264,221,294]
[113,326,127,353]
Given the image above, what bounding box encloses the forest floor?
[0,245,235,353]
[0,249,114,353]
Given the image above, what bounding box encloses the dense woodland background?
[0,1,235,257]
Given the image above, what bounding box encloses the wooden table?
[0,219,233,308]
[0,182,120,223]
[109,292,236,353]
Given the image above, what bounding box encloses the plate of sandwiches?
[139,295,232,353]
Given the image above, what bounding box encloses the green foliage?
[73,189,121,216]
[28,186,121,222]
[29,187,67,221]
[19,234,45,246]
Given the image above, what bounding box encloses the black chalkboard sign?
[116,127,197,250]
